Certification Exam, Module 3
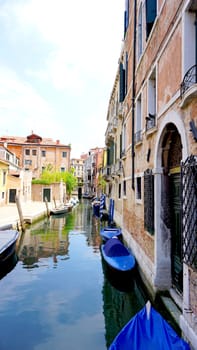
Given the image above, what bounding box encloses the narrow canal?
[0,200,171,349]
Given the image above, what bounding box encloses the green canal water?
[0,200,152,349]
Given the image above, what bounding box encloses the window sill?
[180,84,197,108]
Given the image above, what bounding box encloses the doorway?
[9,189,16,203]
[169,172,183,292]
[43,188,51,202]
[161,123,183,293]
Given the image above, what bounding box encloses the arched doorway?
[161,123,183,293]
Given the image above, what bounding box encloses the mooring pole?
[15,195,26,232]
[45,197,50,217]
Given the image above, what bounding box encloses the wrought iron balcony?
[102,166,112,180]
[180,64,197,98]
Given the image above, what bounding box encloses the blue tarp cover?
[109,304,190,350]
[104,238,130,257]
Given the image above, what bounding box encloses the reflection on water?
[0,252,18,280]
[0,200,149,350]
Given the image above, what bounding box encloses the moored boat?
[50,206,68,216]
[100,226,122,241]
[101,237,135,272]
[109,301,190,350]
[0,230,19,263]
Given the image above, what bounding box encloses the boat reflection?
[0,252,18,280]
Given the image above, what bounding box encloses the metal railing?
[180,64,197,98]
[181,155,197,270]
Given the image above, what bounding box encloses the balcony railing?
[102,166,111,177]
[180,65,197,98]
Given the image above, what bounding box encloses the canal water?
[0,200,151,349]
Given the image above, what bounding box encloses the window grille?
[181,155,197,270]
[144,169,154,235]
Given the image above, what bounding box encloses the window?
[119,53,128,103]
[41,150,46,157]
[61,167,65,172]
[124,0,130,37]
[147,68,156,130]
[123,180,126,196]
[138,3,143,60]
[182,4,196,78]
[135,94,142,143]
[118,183,121,199]
[2,192,5,199]
[119,62,125,102]
[3,171,6,185]
[136,177,142,200]
[32,149,37,156]
[144,169,154,234]
[62,151,67,158]
[25,149,30,156]
[146,0,157,39]
[25,160,32,165]
[121,123,126,157]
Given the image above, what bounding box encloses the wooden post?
[45,197,50,217]
[53,196,57,208]
[15,195,26,232]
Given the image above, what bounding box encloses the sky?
[0,0,124,158]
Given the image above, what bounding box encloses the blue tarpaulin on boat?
[104,238,130,257]
[109,303,190,350]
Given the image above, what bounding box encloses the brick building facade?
[104,1,197,348]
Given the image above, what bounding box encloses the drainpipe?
[131,0,137,189]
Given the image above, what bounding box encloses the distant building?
[70,157,85,198]
[83,147,104,197]
[0,133,71,179]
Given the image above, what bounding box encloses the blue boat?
[100,227,122,241]
[101,237,135,272]
[109,301,190,350]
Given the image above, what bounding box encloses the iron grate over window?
[144,169,154,235]
[181,155,197,270]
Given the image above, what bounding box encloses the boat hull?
[50,207,68,216]
[109,303,190,350]
[100,227,122,241]
[101,238,135,272]
[0,230,19,263]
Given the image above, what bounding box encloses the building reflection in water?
[17,199,101,269]
[18,215,70,268]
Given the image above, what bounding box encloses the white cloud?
[0,0,124,157]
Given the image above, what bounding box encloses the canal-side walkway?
[0,201,51,230]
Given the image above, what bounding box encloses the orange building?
[0,133,71,179]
